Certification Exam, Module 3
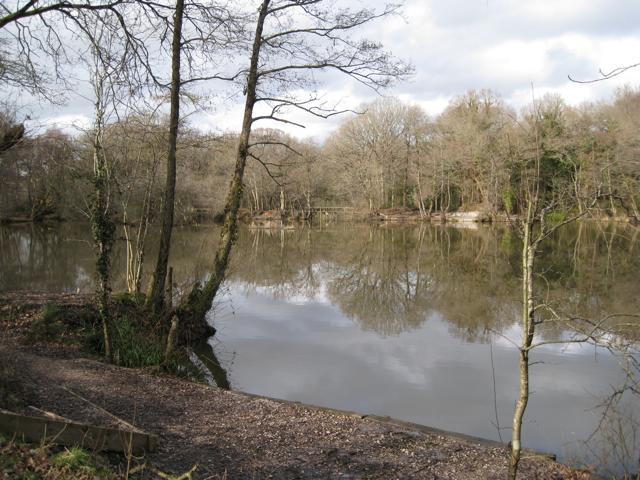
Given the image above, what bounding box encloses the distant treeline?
[1,85,639,223]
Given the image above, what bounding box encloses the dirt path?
[0,293,587,479]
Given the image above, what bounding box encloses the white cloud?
[20,0,640,140]
[476,39,550,83]
[27,114,93,137]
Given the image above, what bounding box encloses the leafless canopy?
[0,0,133,100]
[236,0,415,128]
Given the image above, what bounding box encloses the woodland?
[4,85,640,480]
[2,87,640,224]
[2,0,640,478]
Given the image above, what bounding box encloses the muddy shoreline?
[0,292,595,479]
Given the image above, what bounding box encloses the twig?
[27,406,73,423]
[129,460,200,479]
[59,386,137,431]
[568,62,640,83]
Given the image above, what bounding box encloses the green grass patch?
[28,302,64,341]
[0,433,117,479]
[544,212,566,221]
[52,445,91,470]
[78,311,197,379]
[26,296,201,381]
[109,316,193,377]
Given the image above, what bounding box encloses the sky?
[26,0,640,141]
[200,0,640,140]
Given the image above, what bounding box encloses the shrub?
[501,187,517,214]
[28,302,64,341]
[544,212,566,221]
[81,314,196,379]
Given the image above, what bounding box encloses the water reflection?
[228,222,640,342]
[2,220,638,343]
[0,223,95,292]
[2,220,640,471]
[192,342,231,390]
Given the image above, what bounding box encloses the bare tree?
[108,110,166,293]
[145,0,244,313]
[77,9,139,360]
[144,0,186,314]
[608,85,640,221]
[505,96,640,480]
[177,0,413,331]
[326,98,427,211]
[0,0,137,102]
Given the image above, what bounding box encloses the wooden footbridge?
[307,206,356,215]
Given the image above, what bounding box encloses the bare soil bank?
[0,292,593,479]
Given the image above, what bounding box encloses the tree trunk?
[305,191,311,219]
[508,204,537,480]
[573,162,584,215]
[403,161,408,208]
[416,169,425,218]
[608,167,617,216]
[90,68,116,362]
[146,0,185,314]
[180,0,270,329]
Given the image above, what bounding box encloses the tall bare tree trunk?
[183,0,270,324]
[403,149,408,208]
[146,0,185,313]
[508,201,539,480]
[90,63,116,362]
[416,169,425,218]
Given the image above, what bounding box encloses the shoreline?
[3,207,637,227]
[219,388,554,461]
[0,292,604,479]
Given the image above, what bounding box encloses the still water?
[2,221,639,470]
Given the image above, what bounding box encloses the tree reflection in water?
[1,221,638,342]
[3,220,640,469]
[228,222,640,343]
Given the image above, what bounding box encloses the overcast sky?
[32,0,640,141]
[223,0,640,140]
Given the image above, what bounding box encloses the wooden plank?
[0,411,158,454]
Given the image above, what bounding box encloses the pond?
[2,220,639,473]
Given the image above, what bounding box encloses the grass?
[0,433,117,480]
[28,302,64,341]
[52,445,91,469]
[23,296,200,380]
[106,315,196,378]
[545,212,567,221]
